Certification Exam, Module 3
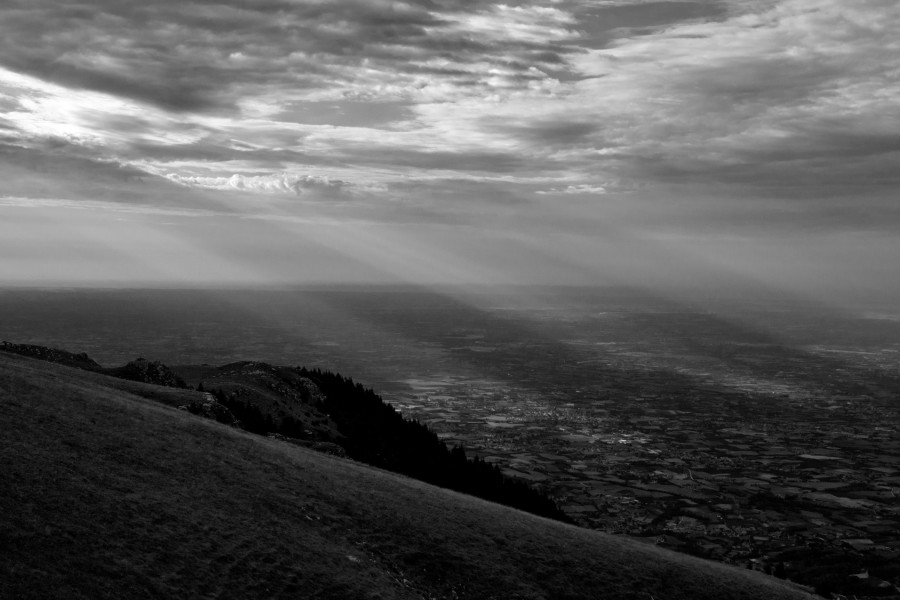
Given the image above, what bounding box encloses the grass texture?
[0,351,817,600]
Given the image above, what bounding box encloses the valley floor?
[1,351,817,600]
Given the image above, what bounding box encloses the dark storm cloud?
[484,118,601,146]
[2,0,898,211]
[0,139,208,207]
[337,146,530,174]
[738,129,900,162]
[0,0,577,113]
[556,0,900,198]
[572,1,729,49]
[0,139,148,182]
[124,141,312,166]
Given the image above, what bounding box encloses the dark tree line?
[296,367,571,523]
[214,394,272,435]
[208,368,570,523]
[209,392,305,440]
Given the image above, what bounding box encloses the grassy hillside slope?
[0,351,817,600]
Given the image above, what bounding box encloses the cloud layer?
[2,0,900,291]
[166,172,352,196]
[1,0,896,207]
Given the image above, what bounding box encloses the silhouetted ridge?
[1,341,566,523]
[297,367,571,524]
[0,341,102,371]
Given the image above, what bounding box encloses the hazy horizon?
[2,1,899,311]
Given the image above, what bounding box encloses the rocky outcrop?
[311,441,348,458]
[108,359,188,389]
[179,393,240,427]
[186,361,342,445]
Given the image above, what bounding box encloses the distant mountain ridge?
[0,341,187,388]
[0,341,567,522]
[0,348,818,600]
[0,341,103,371]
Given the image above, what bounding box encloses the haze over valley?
[2,0,899,597]
[3,285,899,595]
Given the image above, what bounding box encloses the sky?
[0,0,898,302]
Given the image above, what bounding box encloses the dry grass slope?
[0,351,817,600]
